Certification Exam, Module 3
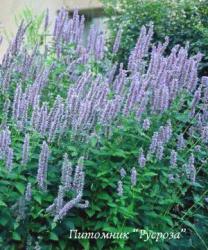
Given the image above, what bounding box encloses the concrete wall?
[64,0,103,11]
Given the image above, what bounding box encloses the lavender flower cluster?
[0,8,206,145]
[1,7,208,221]
[149,121,172,160]
[46,155,88,222]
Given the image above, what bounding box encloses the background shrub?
[103,0,208,75]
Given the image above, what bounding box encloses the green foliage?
[103,0,208,75]
[0,88,208,249]
[15,7,45,47]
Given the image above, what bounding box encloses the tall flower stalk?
[37,141,49,191]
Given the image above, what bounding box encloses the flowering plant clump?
[0,8,208,249]
[103,0,208,75]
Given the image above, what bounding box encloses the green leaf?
[161,216,173,227]
[97,171,109,177]
[102,226,118,232]
[112,149,126,158]
[51,222,57,230]
[64,221,75,230]
[97,193,111,200]
[0,201,7,207]
[12,232,21,241]
[49,232,59,241]
[79,239,90,250]
[14,222,19,230]
[34,195,42,205]
[15,183,25,194]
[0,216,8,226]
[86,209,95,217]
[143,172,158,177]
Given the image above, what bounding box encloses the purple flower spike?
[131,167,137,186]
[55,185,64,214]
[117,180,123,196]
[44,8,49,32]
[138,149,146,168]
[120,168,126,178]
[6,147,13,172]
[61,153,73,190]
[185,163,196,184]
[36,141,49,191]
[113,28,122,54]
[21,134,30,165]
[201,126,208,143]
[177,134,186,150]
[142,118,151,131]
[54,192,82,222]
[72,157,85,195]
[149,132,159,154]
[156,141,164,160]
[25,182,32,202]
[170,150,177,167]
